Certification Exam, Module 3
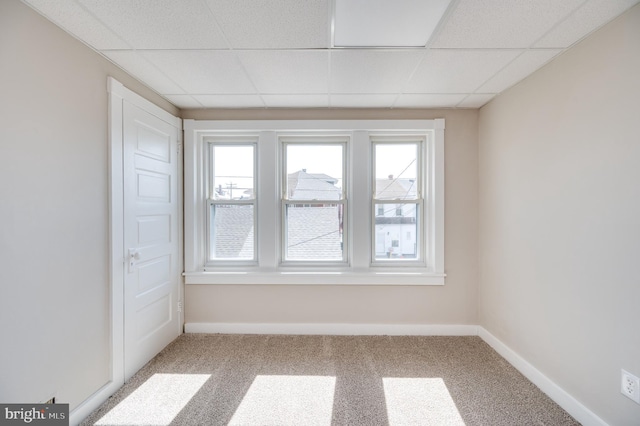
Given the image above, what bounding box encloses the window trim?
[183,119,445,285]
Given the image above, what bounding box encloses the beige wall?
[0,0,177,410]
[478,4,640,425]
[183,109,479,326]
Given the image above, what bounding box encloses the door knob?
[128,249,140,272]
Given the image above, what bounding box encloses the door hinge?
[177,143,182,155]
[177,300,183,313]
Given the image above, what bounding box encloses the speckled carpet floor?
[82,334,579,425]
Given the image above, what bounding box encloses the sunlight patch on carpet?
[229,375,336,426]
[383,377,465,425]
[95,373,210,426]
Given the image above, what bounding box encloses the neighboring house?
[212,171,418,260]
[374,176,418,258]
[287,169,341,203]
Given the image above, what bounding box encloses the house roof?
[213,171,343,260]
[286,206,342,260]
[211,205,254,259]
[213,173,421,260]
[288,170,342,200]
[375,177,417,200]
[212,204,342,261]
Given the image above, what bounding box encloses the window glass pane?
[285,204,343,261]
[374,203,418,260]
[286,145,343,200]
[375,144,418,200]
[212,145,254,200]
[209,204,254,260]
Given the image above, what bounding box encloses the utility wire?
[287,229,339,249]
[376,159,416,197]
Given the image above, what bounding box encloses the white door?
[123,100,181,380]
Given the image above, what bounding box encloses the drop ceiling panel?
[163,95,203,109]
[78,0,228,49]
[193,94,265,108]
[334,0,451,47]
[432,0,584,48]
[330,94,398,108]
[457,94,496,108]
[478,50,561,93]
[142,51,256,94]
[395,94,467,108]
[103,51,185,94]
[21,0,639,110]
[263,95,329,108]
[534,0,640,48]
[406,50,521,93]
[236,50,329,94]
[331,50,425,94]
[205,0,329,48]
[24,0,129,49]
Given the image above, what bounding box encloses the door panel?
[123,101,180,380]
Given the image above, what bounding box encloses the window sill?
[183,271,445,286]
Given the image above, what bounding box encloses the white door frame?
[69,77,183,424]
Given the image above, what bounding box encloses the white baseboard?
[68,379,123,426]
[185,322,478,336]
[477,327,608,426]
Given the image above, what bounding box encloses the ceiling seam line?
[530,0,591,48]
[71,0,194,104]
[200,0,266,108]
[72,0,133,50]
[390,0,461,109]
[328,0,335,107]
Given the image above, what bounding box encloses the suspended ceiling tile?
[395,94,467,108]
[193,94,265,108]
[406,49,521,93]
[457,94,496,108]
[478,50,561,93]
[78,0,228,49]
[163,95,203,109]
[534,0,640,48]
[334,0,451,47]
[331,50,425,94]
[103,51,185,94]
[23,0,129,49]
[141,51,256,94]
[432,0,584,48]
[262,95,329,108]
[330,94,398,108]
[236,50,329,94]
[205,0,329,48]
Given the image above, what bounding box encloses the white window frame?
[280,136,349,266]
[184,119,445,285]
[205,138,258,267]
[371,136,425,266]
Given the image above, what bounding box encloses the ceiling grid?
[21,0,640,109]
